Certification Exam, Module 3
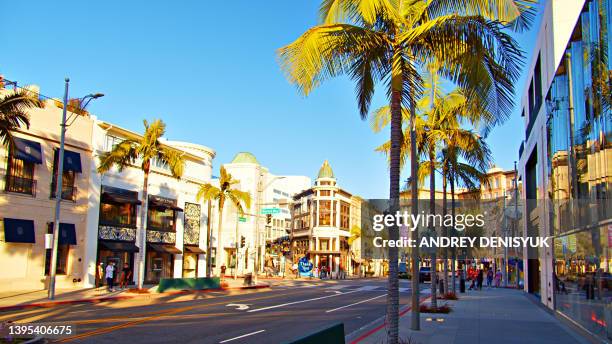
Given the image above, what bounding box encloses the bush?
[419,303,452,313]
[399,272,411,279]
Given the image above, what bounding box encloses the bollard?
[460,277,466,293]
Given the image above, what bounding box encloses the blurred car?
[419,266,431,283]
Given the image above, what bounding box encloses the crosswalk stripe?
[354,285,379,291]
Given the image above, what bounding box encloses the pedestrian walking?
[220,264,227,280]
[120,263,132,289]
[494,269,502,287]
[477,269,484,290]
[105,261,115,292]
[97,262,104,288]
[486,269,493,288]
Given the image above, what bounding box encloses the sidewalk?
[0,278,269,312]
[350,287,591,344]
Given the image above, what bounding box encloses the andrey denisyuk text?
[372,236,551,248]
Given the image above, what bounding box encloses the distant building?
[291,160,353,276]
[218,152,311,276]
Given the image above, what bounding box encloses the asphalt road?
[0,279,430,344]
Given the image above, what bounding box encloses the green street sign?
[239,217,247,222]
[261,207,281,215]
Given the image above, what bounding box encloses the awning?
[54,149,82,173]
[148,243,182,254]
[149,196,183,212]
[101,192,142,205]
[49,223,77,245]
[184,245,205,254]
[13,138,42,164]
[99,240,140,252]
[3,218,35,243]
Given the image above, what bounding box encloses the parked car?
[419,267,431,283]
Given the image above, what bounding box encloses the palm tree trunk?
[137,161,150,289]
[442,167,448,295]
[386,72,402,343]
[206,201,212,278]
[408,82,420,333]
[429,150,437,310]
[450,173,457,294]
[217,199,225,278]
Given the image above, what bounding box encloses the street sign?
[239,216,247,222]
[261,207,280,215]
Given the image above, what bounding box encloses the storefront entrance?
[97,241,137,286]
[145,244,178,284]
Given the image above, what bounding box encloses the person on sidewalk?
[105,261,116,292]
[486,269,493,288]
[477,269,484,290]
[97,262,104,288]
[495,269,502,287]
[120,263,132,289]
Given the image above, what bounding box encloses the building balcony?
[4,175,36,197]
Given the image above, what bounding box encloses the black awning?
[99,240,140,252]
[54,149,82,173]
[148,195,182,212]
[3,218,35,243]
[184,245,205,254]
[58,223,77,245]
[148,243,182,254]
[13,138,42,164]
[101,192,142,205]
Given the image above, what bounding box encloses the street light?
[253,174,285,284]
[48,79,103,300]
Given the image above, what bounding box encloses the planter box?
[157,277,221,292]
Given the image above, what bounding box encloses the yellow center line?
[56,290,300,342]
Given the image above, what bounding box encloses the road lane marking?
[247,290,360,313]
[226,303,250,310]
[219,329,265,343]
[325,294,386,313]
[399,287,410,292]
[353,285,379,291]
[56,291,300,342]
[325,285,352,290]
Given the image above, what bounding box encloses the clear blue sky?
[0,1,542,198]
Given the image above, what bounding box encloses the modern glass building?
[519,0,611,340]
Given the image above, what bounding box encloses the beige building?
[0,88,96,291]
[291,161,353,276]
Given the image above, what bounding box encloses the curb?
[347,295,432,344]
[0,284,270,312]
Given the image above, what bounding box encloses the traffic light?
[266,214,272,225]
[240,235,245,248]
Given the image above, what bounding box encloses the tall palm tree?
[278,0,533,340]
[97,119,185,289]
[197,166,251,278]
[440,133,491,292]
[0,86,45,149]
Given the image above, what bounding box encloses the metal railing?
[4,175,37,197]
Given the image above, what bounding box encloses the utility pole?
[503,191,508,287]
[253,170,263,284]
[48,79,70,300]
[514,161,520,288]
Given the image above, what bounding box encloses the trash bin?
[460,277,466,293]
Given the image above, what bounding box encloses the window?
[50,154,76,201]
[320,190,331,196]
[44,226,69,275]
[320,239,329,251]
[340,201,350,229]
[5,154,36,196]
[318,201,331,226]
[100,202,137,228]
[148,207,176,232]
[105,135,122,151]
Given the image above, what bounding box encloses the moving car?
[419,266,431,283]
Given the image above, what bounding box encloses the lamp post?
[48,78,103,300]
[253,174,285,284]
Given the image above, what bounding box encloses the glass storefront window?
[147,207,175,232]
[100,202,137,227]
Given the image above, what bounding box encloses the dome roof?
[317,160,335,179]
[231,152,259,164]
